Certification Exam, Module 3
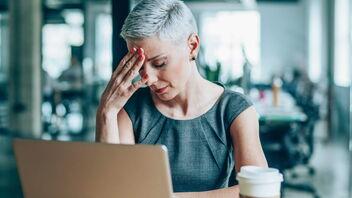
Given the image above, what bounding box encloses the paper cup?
[236,166,283,198]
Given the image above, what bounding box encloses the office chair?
[260,72,320,198]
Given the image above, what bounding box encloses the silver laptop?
[13,139,173,198]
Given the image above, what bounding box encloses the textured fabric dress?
[124,85,252,192]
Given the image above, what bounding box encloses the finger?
[119,48,144,75]
[121,51,145,86]
[119,50,141,76]
[127,74,149,94]
[114,54,142,88]
[112,48,137,78]
[107,49,139,89]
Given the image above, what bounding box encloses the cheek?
[164,59,190,84]
[175,55,191,76]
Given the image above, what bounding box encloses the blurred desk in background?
[250,89,312,170]
[257,106,307,123]
[250,89,307,123]
[250,89,319,197]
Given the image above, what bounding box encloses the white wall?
[258,1,308,82]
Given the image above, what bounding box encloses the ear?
[187,33,200,60]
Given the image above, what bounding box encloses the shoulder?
[123,87,154,123]
[210,81,252,108]
[125,87,151,107]
[123,87,163,142]
[219,89,253,109]
[216,88,253,127]
[128,86,149,101]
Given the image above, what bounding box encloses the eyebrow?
[147,54,166,61]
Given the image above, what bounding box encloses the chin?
[152,89,178,101]
[155,93,176,101]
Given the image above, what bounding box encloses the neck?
[162,65,210,116]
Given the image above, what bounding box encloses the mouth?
[154,86,168,94]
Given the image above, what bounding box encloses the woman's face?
[126,37,193,101]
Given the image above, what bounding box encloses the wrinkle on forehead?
[127,37,170,60]
[126,36,187,63]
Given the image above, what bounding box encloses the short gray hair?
[121,0,198,43]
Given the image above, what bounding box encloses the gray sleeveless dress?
[123,85,252,192]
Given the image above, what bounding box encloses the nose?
[140,65,158,86]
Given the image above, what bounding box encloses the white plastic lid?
[236,166,283,184]
[236,166,284,197]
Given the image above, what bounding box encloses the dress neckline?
[148,82,227,122]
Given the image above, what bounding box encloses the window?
[95,14,112,81]
[308,0,323,83]
[200,11,260,82]
[0,13,8,82]
[334,0,350,87]
[42,10,84,79]
[0,14,2,79]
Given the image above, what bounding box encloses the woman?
[96,0,267,197]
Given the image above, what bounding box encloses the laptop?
[13,139,173,198]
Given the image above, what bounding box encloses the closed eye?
[153,63,166,68]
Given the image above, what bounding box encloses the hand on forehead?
[126,37,176,60]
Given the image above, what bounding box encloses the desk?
[257,106,307,123]
[250,90,311,170]
[249,88,319,197]
[250,90,307,123]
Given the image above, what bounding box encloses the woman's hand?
[95,48,147,143]
[98,48,147,115]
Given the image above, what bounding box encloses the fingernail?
[143,74,148,79]
[137,48,143,55]
[130,48,134,54]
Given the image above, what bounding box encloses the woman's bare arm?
[116,109,135,144]
[231,106,268,172]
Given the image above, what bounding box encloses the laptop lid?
[13,139,173,198]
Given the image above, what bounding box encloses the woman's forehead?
[127,37,161,48]
[126,37,176,57]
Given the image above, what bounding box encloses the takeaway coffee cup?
[236,166,283,198]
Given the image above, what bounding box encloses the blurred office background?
[0,0,351,197]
